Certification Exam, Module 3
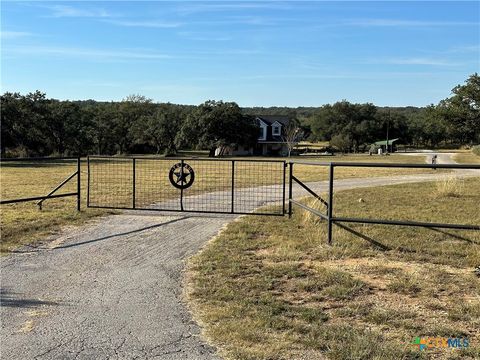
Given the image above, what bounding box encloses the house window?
[259,127,266,140]
[272,125,280,136]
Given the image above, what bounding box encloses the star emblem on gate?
[168,162,195,189]
[173,169,189,184]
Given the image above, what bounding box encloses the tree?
[329,134,352,154]
[1,92,24,155]
[113,95,155,154]
[309,101,378,152]
[177,100,258,156]
[131,104,182,154]
[282,119,303,157]
[439,73,480,144]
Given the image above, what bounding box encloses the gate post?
[282,162,286,215]
[132,158,136,209]
[327,163,334,245]
[180,159,184,211]
[231,160,235,213]
[86,156,90,208]
[77,156,81,211]
[288,162,293,218]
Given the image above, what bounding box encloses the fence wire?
[88,157,285,215]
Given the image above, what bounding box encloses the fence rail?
[0,157,81,210]
[288,161,480,244]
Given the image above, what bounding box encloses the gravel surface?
[1,154,478,360]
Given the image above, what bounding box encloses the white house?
[214,115,291,156]
[254,115,290,156]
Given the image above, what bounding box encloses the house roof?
[256,115,291,143]
[255,115,290,127]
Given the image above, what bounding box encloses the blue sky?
[1,1,479,107]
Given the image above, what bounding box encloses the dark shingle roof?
[256,115,290,127]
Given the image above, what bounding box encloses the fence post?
[327,163,334,245]
[132,158,136,209]
[77,156,81,211]
[231,160,235,213]
[282,162,286,215]
[86,156,90,208]
[288,162,293,218]
[180,159,184,211]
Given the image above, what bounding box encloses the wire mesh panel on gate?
[234,161,285,214]
[88,157,133,208]
[182,159,233,212]
[135,159,177,210]
[88,157,285,215]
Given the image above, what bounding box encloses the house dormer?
[271,121,282,137]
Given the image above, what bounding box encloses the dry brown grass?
[434,175,464,198]
[0,159,115,252]
[454,151,480,164]
[187,178,480,360]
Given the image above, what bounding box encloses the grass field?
[285,153,440,182]
[0,160,115,252]
[454,151,480,164]
[187,178,480,360]
[0,153,431,253]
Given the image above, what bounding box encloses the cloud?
[344,18,478,27]
[105,19,183,28]
[6,45,172,61]
[177,32,232,41]
[1,31,32,39]
[176,2,292,15]
[44,5,115,18]
[4,44,266,63]
[448,45,480,53]
[379,57,459,66]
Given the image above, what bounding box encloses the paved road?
[1,154,478,359]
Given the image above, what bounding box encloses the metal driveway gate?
[87,156,286,216]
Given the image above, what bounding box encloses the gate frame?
[86,155,287,216]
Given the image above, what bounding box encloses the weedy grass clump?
[434,175,464,198]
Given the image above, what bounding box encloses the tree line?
[1,73,478,157]
[1,95,258,157]
[248,74,479,152]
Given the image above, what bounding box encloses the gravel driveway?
[1,154,478,359]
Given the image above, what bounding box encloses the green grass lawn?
[187,178,480,360]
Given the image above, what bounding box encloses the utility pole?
[386,109,390,154]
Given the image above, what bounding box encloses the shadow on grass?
[430,228,478,244]
[334,221,479,252]
[334,221,391,251]
[0,289,61,308]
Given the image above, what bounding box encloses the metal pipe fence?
[288,161,480,244]
[0,157,81,210]
[2,155,478,243]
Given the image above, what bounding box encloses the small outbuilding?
[373,138,400,153]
